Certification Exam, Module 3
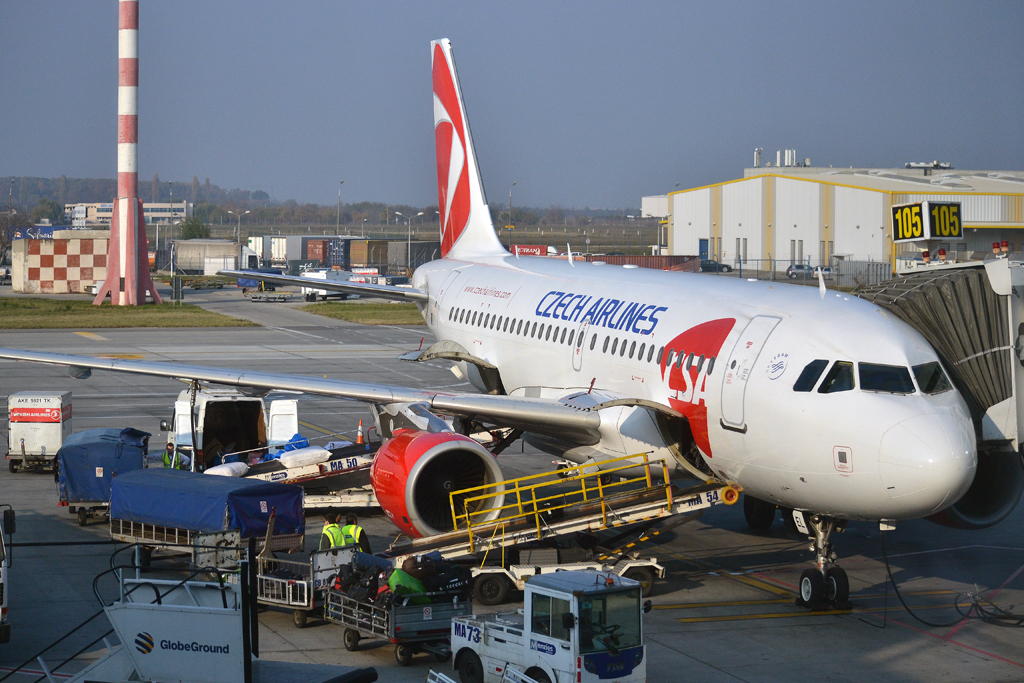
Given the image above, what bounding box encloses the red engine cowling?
[370,429,505,538]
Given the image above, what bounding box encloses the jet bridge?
[856,258,1024,528]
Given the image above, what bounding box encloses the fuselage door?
[572,320,590,372]
[720,316,782,431]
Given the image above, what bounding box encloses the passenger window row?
[447,307,577,347]
[793,358,952,395]
[448,306,719,374]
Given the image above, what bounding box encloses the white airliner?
[0,39,986,606]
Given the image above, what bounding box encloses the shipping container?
[349,240,390,267]
[270,237,287,263]
[387,241,442,269]
[306,239,328,263]
[7,391,72,471]
[203,256,237,276]
[172,239,239,274]
[583,254,700,272]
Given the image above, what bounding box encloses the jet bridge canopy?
[856,259,1021,448]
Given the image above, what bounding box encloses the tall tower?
[94,0,161,305]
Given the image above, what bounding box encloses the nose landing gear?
[793,512,850,608]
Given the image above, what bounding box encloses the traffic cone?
[356,419,364,445]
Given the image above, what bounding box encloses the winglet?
[432,39,506,259]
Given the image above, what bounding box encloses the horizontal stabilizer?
[218,270,429,302]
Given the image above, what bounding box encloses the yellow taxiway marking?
[96,353,145,360]
[676,603,949,624]
[74,331,109,340]
[656,590,958,611]
[299,420,334,435]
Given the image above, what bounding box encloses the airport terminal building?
[656,166,1024,270]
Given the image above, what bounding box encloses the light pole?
[395,211,424,271]
[227,210,250,244]
[362,218,367,238]
[336,179,344,236]
[507,182,516,248]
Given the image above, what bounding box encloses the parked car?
[787,264,834,280]
[699,259,732,273]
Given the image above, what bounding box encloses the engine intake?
[370,429,505,537]
[928,449,1024,529]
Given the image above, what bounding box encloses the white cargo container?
[6,391,72,472]
[300,269,355,301]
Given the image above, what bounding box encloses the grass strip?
[0,298,255,329]
[300,302,425,325]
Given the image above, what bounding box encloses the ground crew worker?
[320,510,344,550]
[341,513,372,554]
[161,443,189,470]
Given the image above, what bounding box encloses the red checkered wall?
[22,239,108,294]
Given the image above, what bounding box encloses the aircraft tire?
[825,566,850,604]
[743,495,777,530]
[799,568,825,605]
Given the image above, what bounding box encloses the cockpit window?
[817,361,855,393]
[860,363,915,394]
[793,359,829,392]
[913,362,952,394]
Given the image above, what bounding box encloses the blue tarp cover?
[57,428,150,504]
[110,469,304,537]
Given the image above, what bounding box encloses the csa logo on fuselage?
[766,353,789,380]
[135,632,154,654]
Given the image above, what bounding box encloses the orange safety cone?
[356,419,364,445]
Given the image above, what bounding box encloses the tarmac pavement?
[0,283,1022,682]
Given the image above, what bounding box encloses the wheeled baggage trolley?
[325,587,472,666]
[256,546,356,628]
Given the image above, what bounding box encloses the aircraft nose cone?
[878,411,976,516]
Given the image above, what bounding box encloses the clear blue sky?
[1,1,1021,208]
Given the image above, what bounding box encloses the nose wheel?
[792,511,850,608]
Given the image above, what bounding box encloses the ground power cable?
[879,530,1024,629]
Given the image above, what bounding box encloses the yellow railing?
[448,453,673,550]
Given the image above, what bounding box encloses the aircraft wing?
[219,269,429,302]
[0,349,600,443]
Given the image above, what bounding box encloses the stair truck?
[450,569,652,683]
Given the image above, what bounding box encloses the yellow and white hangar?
[655,163,1024,272]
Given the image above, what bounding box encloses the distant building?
[640,195,668,219]
[64,201,192,227]
[661,166,1024,268]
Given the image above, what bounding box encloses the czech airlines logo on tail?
[661,318,736,457]
[431,39,505,259]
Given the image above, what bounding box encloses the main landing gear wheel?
[743,495,777,530]
[343,628,360,651]
[825,566,850,605]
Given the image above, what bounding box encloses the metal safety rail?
[257,556,312,608]
[451,453,674,548]
[387,454,730,563]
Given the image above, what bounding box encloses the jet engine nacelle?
[927,449,1024,530]
[370,429,505,538]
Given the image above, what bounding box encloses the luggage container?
[109,469,305,568]
[256,546,356,628]
[6,391,72,472]
[57,427,150,526]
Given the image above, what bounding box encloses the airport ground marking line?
[943,558,1024,640]
[866,612,1024,669]
[655,590,959,610]
[661,549,794,596]
[880,544,1024,559]
[298,420,334,435]
[676,603,950,624]
[73,331,109,340]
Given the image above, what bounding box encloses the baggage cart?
[256,546,356,628]
[56,427,149,526]
[325,586,472,666]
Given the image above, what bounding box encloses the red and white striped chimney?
[94,0,160,306]
[118,0,139,199]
